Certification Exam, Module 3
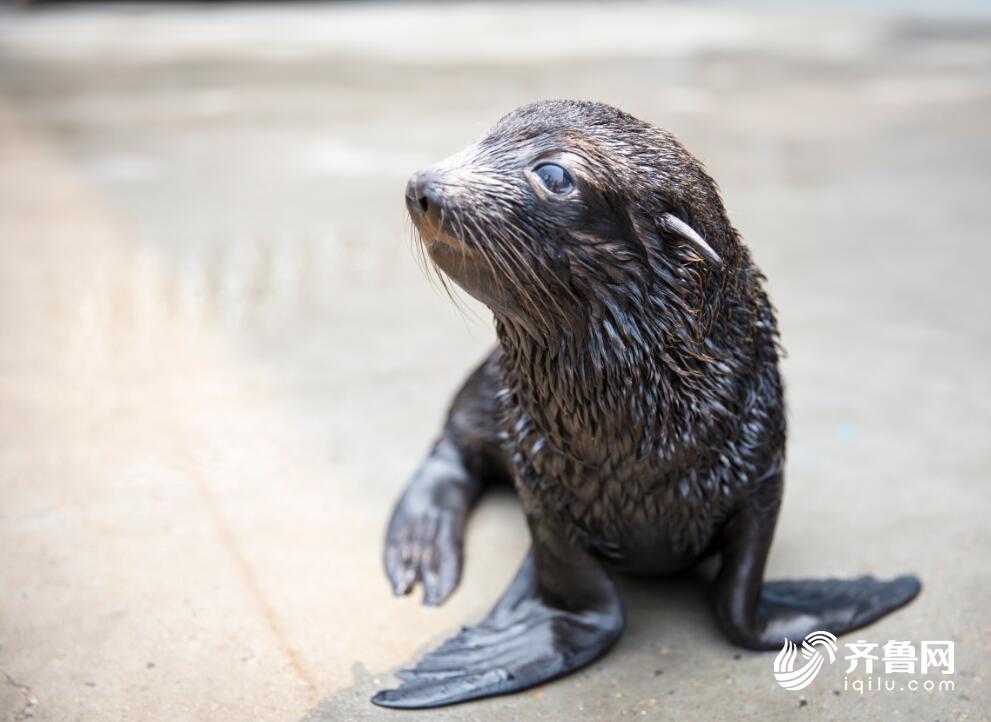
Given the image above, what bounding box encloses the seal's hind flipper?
[372,553,624,709]
[756,575,921,643]
[715,488,922,650]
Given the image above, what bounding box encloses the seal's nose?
[405,171,444,227]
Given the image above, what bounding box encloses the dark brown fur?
[373,100,920,709]
[420,101,784,565]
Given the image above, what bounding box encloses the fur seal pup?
[373,100,920,708]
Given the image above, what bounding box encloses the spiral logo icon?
[773,631,839,691]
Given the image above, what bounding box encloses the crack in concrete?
[193,473,320,704]
[2,669,38,721]
[170,420,319,705]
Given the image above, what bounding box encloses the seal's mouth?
[403,166,529,320]
[423,234,471,256]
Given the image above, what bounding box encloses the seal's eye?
[533,163,574,195]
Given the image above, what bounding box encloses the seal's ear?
[656,212,722,267]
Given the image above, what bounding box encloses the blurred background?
[0,2,989,720]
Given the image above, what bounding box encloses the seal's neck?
[494,305,710,464]
[491,239,773,464]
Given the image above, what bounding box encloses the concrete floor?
[0,2,989,720]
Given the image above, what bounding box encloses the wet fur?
[419,101,785,561]
[374,100,920,709]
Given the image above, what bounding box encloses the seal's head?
[405,100,742,338]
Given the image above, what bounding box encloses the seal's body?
[373,101,920,709]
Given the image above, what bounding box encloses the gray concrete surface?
[0,2,989,720]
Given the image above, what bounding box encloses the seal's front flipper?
[372,551,624,708]
[714,485,921,650]
[384,452,477,607]
[384,354,511,606]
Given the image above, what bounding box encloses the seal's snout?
[405,170,445,231]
